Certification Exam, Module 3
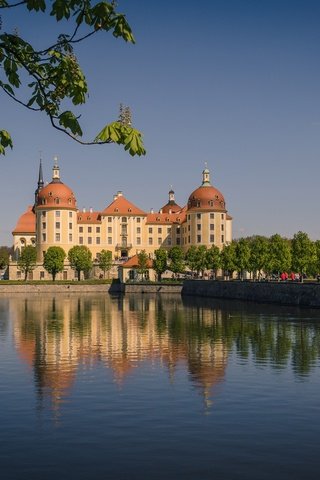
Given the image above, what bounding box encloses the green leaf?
[0,130,13,155]
[59,111,83,136]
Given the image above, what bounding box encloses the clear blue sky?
[1,0,320,245]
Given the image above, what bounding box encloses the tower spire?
[202,163,211,186]
[52,155,61,182]
[34,155,44,206]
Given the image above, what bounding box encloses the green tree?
[98,249,112,279]
[168,246,184,277]
[234,238,251,280]
[313,240,320,276]
[267,234,291,276]
[137,250,149,281]
[248,236,269,280]
[194,245,208,277]
[291,231,316,280]
[17,245,37,281]
[68,245,92,281]
[220,242,237,279]
[206,245,221,279]
[43,246,66,281]
[0,1,145,156]
[185,246,198,275]
[0,246,10,269]
[153,249,168,281]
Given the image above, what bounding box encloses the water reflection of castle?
[11,294,228,410]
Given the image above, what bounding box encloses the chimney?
[160,209,163,214]
[82,207,86,213]
[169,209,172,214]
[89,207,93,213]
[150,208,154,214]
[117,191,123,197]
[113,194,118,201]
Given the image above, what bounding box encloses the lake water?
[1,293,320,480]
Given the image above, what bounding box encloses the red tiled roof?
[37,181,77,210]
[77,212,102,224]
[121,255,153,268]
[101,194,146,216]
[12,206,36,234]
[146,211,186,224]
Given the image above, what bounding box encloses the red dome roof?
[161,201,182,214]
[37,181,77,209]
[12,206,36,234]
[188,185,226,211]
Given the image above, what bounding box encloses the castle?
[10,159,232,280]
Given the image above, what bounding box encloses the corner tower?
[35,158,77,261]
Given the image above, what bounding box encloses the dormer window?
[49,192,52,197]
[55,198,60,204]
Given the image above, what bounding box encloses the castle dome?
[187,167,226,211]
[160,187,181,214]
[12,206,36,234]
[36,158,77,210]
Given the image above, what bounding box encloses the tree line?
[6,230,320,281]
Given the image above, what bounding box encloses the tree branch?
[0,1,27,8]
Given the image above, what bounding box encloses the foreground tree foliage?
[17,245,37,280]
[0,0,145,156]
[43,246,66,281]
[291,231,316,280]
[68,245,92,280]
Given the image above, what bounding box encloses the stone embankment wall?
[182,280,320,307]
[0,284,111,294]
[0,283,182,294]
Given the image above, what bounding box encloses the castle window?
[56,211,60,217]
[96,227,100,233]
[42,211,46,217]
[108,217,112,222]
[158,227,162,234]
[79,237,83,244]
[210,213,214,219]
[148,227,153,234]
[158,238,162,245]
[197,213,201,219]
[137,227,141,234]
[42,199,46,205]
[115,208,119,212]
[108,227,112,233]
[88,227,92,233]
[188,236,191,243]
[69,234,72,242]
[108,237,112,244]
[197,224,201,231]
[88,237,92,244]
[79,226,83,233]
[136,237,141,245]
[49,192,52,197]
[42,233,46,242]
[197,201,200,207]
[137,218,141,223]
[221,224,224,231]
[122,217,127,223]
[40,271,45,280]
[167,227,171,233]
[96,237,100,244]
[156,217,160,221]
[79,216,82,221]
[148,237,153,245]
[197,235,201,243]
[176,238,181,245]
[69,212,72,218]
[210,224,214,231]
[55,233,60,242]
[55,198,60,205]
[209,200,213,206]
[128,208,132,212]
[221,214,224,219]
[221,235,224,243]
[69,223,72,229]
[68,198,72,205]
[210,234,214,243]
[55,222,60,229]
[42,222,46,230]
[215,195,219,200]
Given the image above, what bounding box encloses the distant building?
[10,159,232,280]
